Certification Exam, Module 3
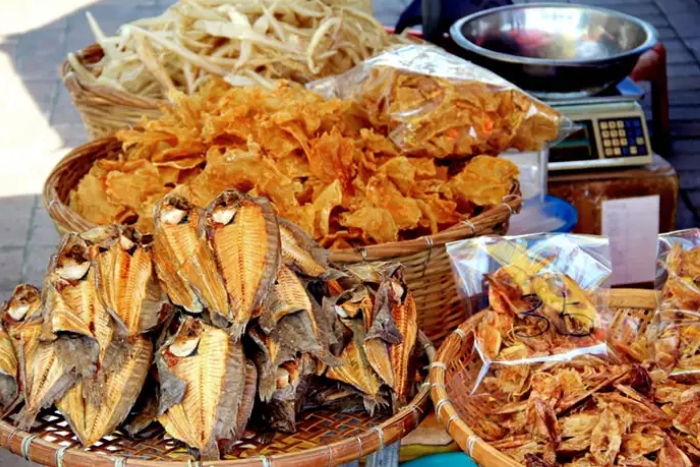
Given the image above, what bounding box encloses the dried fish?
[157,317,246,460]
[278,217,329,278]
[259,265,310,333]
[388,279,418,403]
[41,233,114,376]
[204,190,280,337]
[0,327,18,413]
[57,337,153,447]
[153,194,227,315]
[1,284,42,333]
[326,319,382,398]
[94,226,171,336]
[122,376,162,439]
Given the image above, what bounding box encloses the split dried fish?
[57,337,153,446]
[94,226,171,336]
[157,317,246,459]
[205,190,281,337]
[326,318,382,398]
[388,280,418,403]
[0,327,18,413]
[259,265,311,333]
[278,217,329,278]
[153,194,227,315]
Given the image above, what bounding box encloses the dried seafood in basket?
[308,45,572,159]
[442,232,700,465]
[70,0,411,99]
[68,75,523,245]
[649,229,700,376]
[0,189,425,460]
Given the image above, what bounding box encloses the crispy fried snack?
[348,68,562,159]
[68,80,519,247]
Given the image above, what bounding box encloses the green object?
[402,452,478,467]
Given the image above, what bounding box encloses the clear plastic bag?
[307,45,575,159]
[647,228,700,376]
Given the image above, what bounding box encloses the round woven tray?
[42,136,522,345]
[61,44,164,139]
[428,288,659,467]
[0,334,434,467]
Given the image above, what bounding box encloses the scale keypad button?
[612,139,620,147]
[606,148,614,156]
[617,121,624,128]
[611,130,618,137]
[619,129,626,137]
[636,137,644,145]
[622,147,629,155]
[621,138,628,146]
[630,146,638,155]
[602,130,610,138]
[614,147,621,156]
[604,139,611,147]
[601,122,609,129]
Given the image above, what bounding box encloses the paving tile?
[51,86,85,126]
[656,26,679,40]
[685,189,700,218]
[634,13,670,28]
[606,3,660,14]
[655,0,700,14]
[664,13,700,38]
[0,449,37,467]
[679,170,700,189]
[21,245,54,286]
[15,79,57,117]
[670,91,700,106]
[666,64,700,81]
[51,123,88,149]
[28,207,61,248]
[0,248,25,291]
[668,75,700,91]
[0,196,34,248]
[669,106,700,121]
[677,193,700,229]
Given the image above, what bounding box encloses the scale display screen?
[549,120,598,163]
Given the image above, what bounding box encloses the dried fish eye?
[210,206,237,226]
[169,337,200,357]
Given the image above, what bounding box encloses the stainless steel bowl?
[450,3,658,98]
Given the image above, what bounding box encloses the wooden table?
[548,155,679,235]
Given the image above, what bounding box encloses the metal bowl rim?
[449,2,659,67]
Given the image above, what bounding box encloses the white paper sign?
[602,195,660,285]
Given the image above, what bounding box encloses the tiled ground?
[0,0,699,465]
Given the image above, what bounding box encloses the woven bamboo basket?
[43,136,522,345]
[61,44,164,139]
[428,288,660,467]
[0,334,434,467]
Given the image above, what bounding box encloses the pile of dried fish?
[462,261,700,467]
[0,190,422,460]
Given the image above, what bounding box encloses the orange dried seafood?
[68,79,520,248]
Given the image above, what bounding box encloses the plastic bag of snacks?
[648,228,700,376]
[307,44,575,159]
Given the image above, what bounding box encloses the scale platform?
[546,79,654,171]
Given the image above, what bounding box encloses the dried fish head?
[54,234,92,281]
[1,284,41,332]
[204,190,281,337]
[260,265,311,333]
[157,317,246,460]
[79,224,119,251]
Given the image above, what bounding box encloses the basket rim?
[428,288,660,467]
[61,43,164,110]
[0,332,434,467]
[42,135,523,262]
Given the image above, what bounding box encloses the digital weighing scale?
[544,78,654,171]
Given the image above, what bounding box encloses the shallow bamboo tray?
[43,136,522,346]
[429,288,660,467]
[0,333,434,467]
[61,44,164,139]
